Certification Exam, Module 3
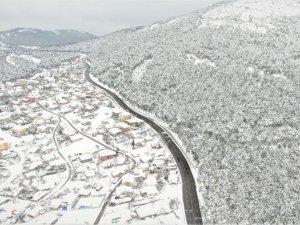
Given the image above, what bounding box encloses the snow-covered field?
[187,54,216,67]
[132,59,152,83]
[5,54,41,67]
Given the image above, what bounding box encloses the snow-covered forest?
[1,0,300,224]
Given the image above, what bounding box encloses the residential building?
[118,112,131,122]
[122,173,136,187]
[99,149,116,161]
[79,154,93,163]
[108,128,122,137]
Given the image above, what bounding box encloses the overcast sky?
[0,0,222,36]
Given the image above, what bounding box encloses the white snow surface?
[18,45,40,50]
[273,73,287,80]
[199,0,300,33]
[132,59,151,83]
[5,54,41,67]
[187,54,216,67]
[17,28,37,33]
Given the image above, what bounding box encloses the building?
[151,142,163,149]
[32,191,49,201]
[79,154,93,163]
[12,125,29,136]
[0,140,10,151]
[115,186,133,198]
[49,199,62,210]
[140,186,158,197]
[118,112,131,122]
[23,96,34,103]
[152,159,165,168]
[135,200,171,219]
[111,165,128,178]
[134,168,147,180]
[27,206,44,218]
[99,149,117,161]
[70,134,83,143]
[111,108,122,119]
[108,128,122,137]
[16,79,28,86]
[14,87,25,96]
[78,189,91,197]
[118,122,131,132]
[0,112,11,122]
[125,118,144,127]
[168,172,179,185]
[110,197,133,206]
[133,138,145,147]
[122,173,136,187]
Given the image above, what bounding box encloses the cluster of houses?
[0,58,184,225]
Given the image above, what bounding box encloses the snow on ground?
[0,41,8,50]
[132,59,151,83]
[1,199,31,223]
[5,54,41,67]
[247,66,288,80]
[56,208,100,225]
[19,54,41,64]
[60,136,102,157]
[53,30,62,35]
[199,0,300,33]
[17,28,37,33]
[90,106,114,128]
[273,73,287,80]
[0,131,24,190]
[5,54,17,67]
[187,54,216,67]
[101,204,133,224]
[20,211,60,225]
[18,45,40,50]
[139,17,182,32]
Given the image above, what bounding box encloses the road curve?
[84,63,203,225]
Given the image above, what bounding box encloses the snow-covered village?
[0,57,185,225]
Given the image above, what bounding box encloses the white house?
[122,173,136,187]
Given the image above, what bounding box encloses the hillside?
[0,28,96,47]
[0,0,300,223]
[63,0,300,224]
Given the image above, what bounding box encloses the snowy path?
[40,117,73,202]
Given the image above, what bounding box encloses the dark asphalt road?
[84,63,203,225]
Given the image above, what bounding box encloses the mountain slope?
[0,28,97,47]
[61,0,300,224]
[1,0,300,224]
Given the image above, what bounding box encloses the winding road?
[84,63,203,225]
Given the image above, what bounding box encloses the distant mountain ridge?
[0,28,97,47]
